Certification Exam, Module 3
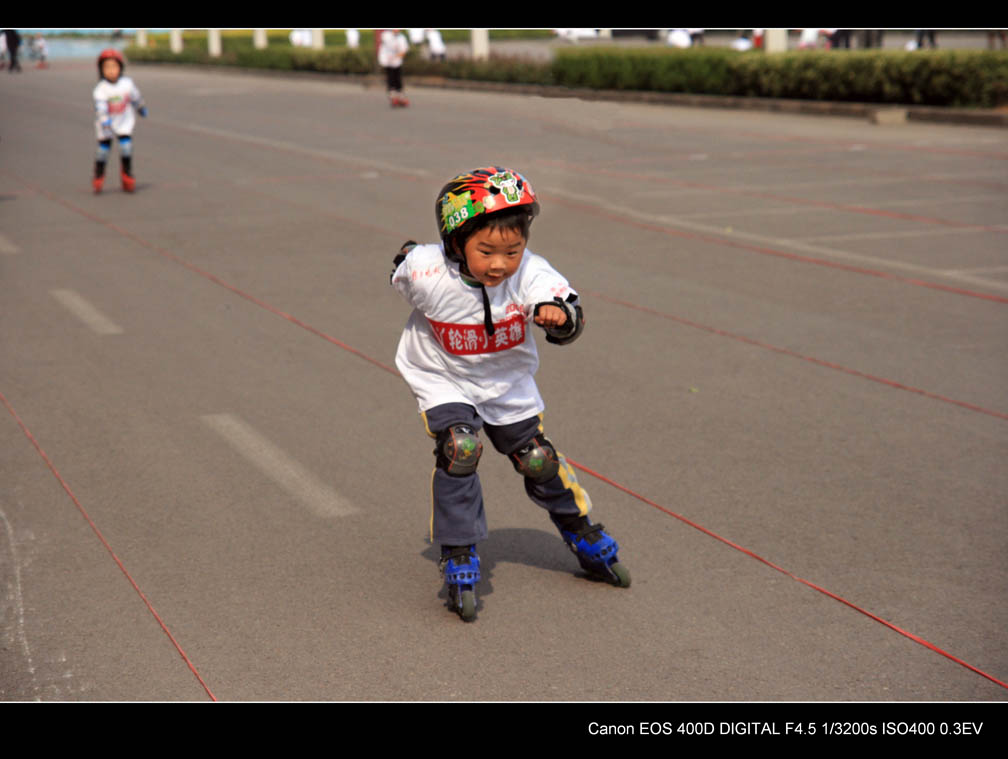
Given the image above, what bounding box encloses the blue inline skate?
[560,520,631,587]
[440,546,481,621]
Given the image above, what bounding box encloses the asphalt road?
[1,60,1006,707]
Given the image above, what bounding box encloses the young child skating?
[391,166,629,622]
[376,29,409,107]
[92,49,147,193]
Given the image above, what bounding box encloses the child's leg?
[118,135,133,175]
[95,139,111,177]
[424,403,487,619]
[93,139,111,191]
[386,66,405,104]
[422,403,488,548]
[482,414,591,532]
[117,135,135,191]
[485,415,628,585]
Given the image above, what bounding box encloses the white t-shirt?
[377,30,408,68]
[93,75,144,140]
[392,243,577,425]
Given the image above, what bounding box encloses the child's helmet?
[435,167,539,263]
[97,48,125,76]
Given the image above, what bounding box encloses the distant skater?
[378,29,409,107]
[92,49,147,193]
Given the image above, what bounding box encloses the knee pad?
[509,433,560,484]
[95,140,111,162]
[435,424,483,476]
[117,136,133,158]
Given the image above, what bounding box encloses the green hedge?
[124,43,1008,108]
[550,47,1008,107]
[126,44,375,74]
[406,54,556,85]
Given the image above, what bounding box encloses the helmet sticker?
[487,171,527,204]
[441,191,485,234]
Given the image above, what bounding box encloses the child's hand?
[533,304,567,329]
[138,107,148,117]
[532,298,584,345]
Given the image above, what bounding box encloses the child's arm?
[390,240,417,286]
[389,240,431,312]
[523,253,585,345]
[533,296,584,345]
[130,81,148,117]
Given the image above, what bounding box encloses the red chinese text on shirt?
[427,313,527,355]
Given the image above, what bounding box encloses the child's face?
[459,225,526,287]
[101,58,121,82]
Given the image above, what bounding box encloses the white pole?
[135,29,148,48]
[311,29,325,49]
[471,29,489,61]
[253,29,268,49]
[208,29,222,57]
[170,29,183,54]
[764,28,788,53]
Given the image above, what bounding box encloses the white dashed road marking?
[49,289,123,335]
[0,233,20,255]
[201,413,357,518]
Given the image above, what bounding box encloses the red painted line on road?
[30,185,402,377]
[566,458,1008,691]
[26,181,1007,692]
[734,128,1008,162]
[123,238,403,377]
[41,182,1007,420]
[545,160,1008,234]
[552,196,1008,305]
[585,290,1008,422]
[0,390,218,702]
[730,189,1004,231]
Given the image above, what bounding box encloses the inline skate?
[560,520,631,587]
[440,545,480,621]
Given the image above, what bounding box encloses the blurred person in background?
[378,28,409,107]
[3,29,22,72]
[92,48,147,193]
[31,33,49,68]
[426,28,446,61]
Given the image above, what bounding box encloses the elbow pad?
[534,295,585,345]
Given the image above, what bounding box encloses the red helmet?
[435,167,539,260]
[97,48,125,77]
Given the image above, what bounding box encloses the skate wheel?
[459,589,476,621]
[610,562,631,588]
[448,584,477,621]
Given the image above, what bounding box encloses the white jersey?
[93,75,144,140]
[377,30,408,68]
[392,243,577,425]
